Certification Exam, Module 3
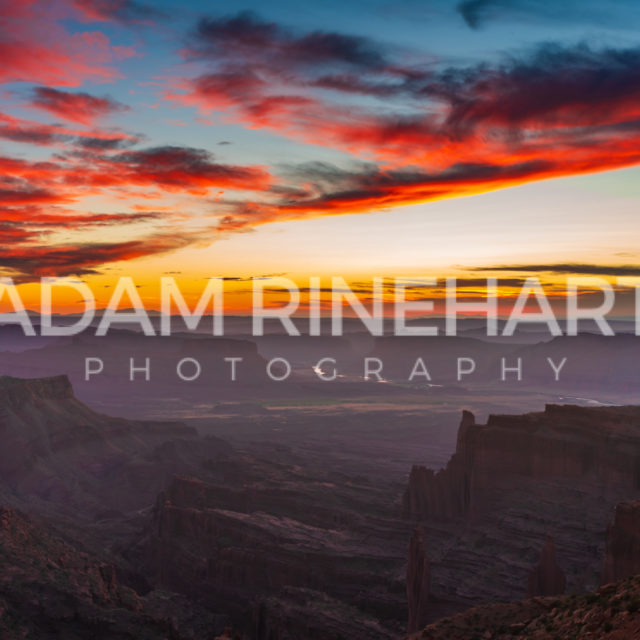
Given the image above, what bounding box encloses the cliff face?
[602,500,640,585]
[403,404,640,521]
[402,410,474,520]
[0,331,289,418]
[140,475,406,638]
[0,375,231,519]
[402,404,640,620]
[0,506,227,639]
[527,536,566,597]
[0,374,73,406]
[406,527,430,633]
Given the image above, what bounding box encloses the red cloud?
[0,234,195,280]
[71,0,163,23]
[160,18,640,232]
[30,87,130,125]
[0,1,134,86]
[0,138,274,279]
[4,8,640,279]
[0,111,141,149]
[62,146,273,193]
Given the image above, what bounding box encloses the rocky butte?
[602,499,640,585]
[527,536,566,598]
[402,403,640,621]
[403,404,640,522]
[407,526,431,633]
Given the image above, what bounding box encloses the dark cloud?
[214,158,565,231]
[216,273,287,282]
[0,234,192,281]
[0,185,61,204]
[457,0,512,29]
[0,126,59,146]
[0,140,273,279]
[31,87,130,125]
[275,159,552,206]
[429,43,640,134]
[72,134,141,150]
[172,35,640,233]
[0,112,140,149]
[191,11,387,70]
[470,264,640,276]
[456,0,633,30]
[106,145,271,191]
[175,14,640,195]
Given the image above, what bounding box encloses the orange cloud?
[162,16,640,229]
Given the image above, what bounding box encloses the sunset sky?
[3,0,640,313]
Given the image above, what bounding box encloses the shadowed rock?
[407,526,430,633]
[602,499,640,585]
[527,536,566,597]
[403,405,640,522]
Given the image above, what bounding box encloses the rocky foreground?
[411,498,640,637]
[0,506,227,639]
[412,574,640,640]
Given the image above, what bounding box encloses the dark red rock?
[407,526,430,633]
[403,405,640,521]
[602,499,640,585]
[527,536,566,597]
[0,505,228,639]
[142,475,405,638]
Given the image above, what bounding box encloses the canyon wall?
[527,536,566,597]
[406,526,430,633]
[602,499,640,585]
[403,404,640,521]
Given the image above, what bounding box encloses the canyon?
[401,403,640,626]
[0,329,640,638]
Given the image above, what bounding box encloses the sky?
[2,0,640,314]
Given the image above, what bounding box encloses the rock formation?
[602,499,640,585]
[0,374,229,519]
[403,404,640,521]
[0,505,228,639]
[527,536,566,597]
[403,410,475,520]
[407,526,430,633]
[139,475,406,638]
[403,404,640,617]
[411,573,640,639]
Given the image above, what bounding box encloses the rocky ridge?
[412,573,640,640]
[0,505,227,639]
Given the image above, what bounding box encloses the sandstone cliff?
[0,505,227,639]
[407,527,430,633]
[402,404,640,618]
[402,410,475,520]
[139,475,406,638]
[527,536,566,597]
[602,499,640,585]
[0,375,229,519]
[403,404,640,521]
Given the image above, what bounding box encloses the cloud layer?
[3,5,640,280]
